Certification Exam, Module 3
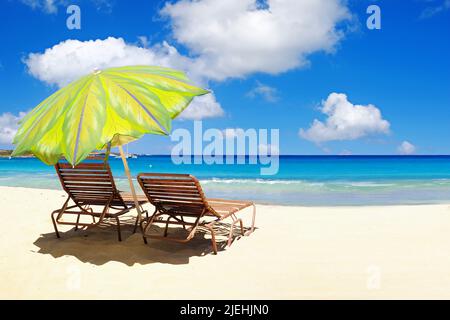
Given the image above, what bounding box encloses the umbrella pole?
[118,145,143,226]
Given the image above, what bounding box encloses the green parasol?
[12,65,208,220]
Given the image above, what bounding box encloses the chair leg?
[180,216,187,230]
[115,217,122,241]
[51,197,71,239]
[51,210,61,239]
[140,219,148,244]
[133,209,148,234]
[141,211,161,245]
[133,214,139,234]
[207,226,218,254]
[244,204,256,236]
[164,217,172,237]
[227,218,244,247]
[74,213,81,231]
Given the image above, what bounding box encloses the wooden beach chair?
[137,173,256,254]
[51,161,148,241]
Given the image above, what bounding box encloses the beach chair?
[137,173,256,254]
[51,161,148,241]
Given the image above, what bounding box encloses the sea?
[1,155,450,206]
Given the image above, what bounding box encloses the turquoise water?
[1,156,450,206]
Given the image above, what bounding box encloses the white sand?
[1,186,450,299]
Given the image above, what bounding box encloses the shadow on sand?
[33,217,249,266]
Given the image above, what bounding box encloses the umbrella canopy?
[12,65,208,222]
[12,65,208,165]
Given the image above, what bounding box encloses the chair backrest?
[137,173,210,216]
[55,162,126,208]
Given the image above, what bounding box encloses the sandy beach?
[1,186,450,299]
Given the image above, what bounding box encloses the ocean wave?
[200,178,309,185]
[198,178,450,192]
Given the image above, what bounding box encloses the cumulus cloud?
[178,94,224,120]
[20,0,113,14]
[420,0,450,19]
[398,141,416,155]
[23,0,353,121]
[0,112,27,144]
[25,37,194,87]
[25,0,352,86]
[161,0,351,81]
[24,37,223,120]
[20,0,59,14]
[246,81,279,102]
[300,93,390,143]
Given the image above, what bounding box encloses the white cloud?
[0,112,27,144]
[24,0,353,82]
[178,94,224,120]
[398,141,416,155]
[161,0,351,80]
[25,37,193,88]
[420,0,450,19]
[91,0,114,13]
[24,37,223,120]
[20,0,59,14]
[137,36,150,48]
[300,93,390,143]
[24,0,353,121]
[246,81,279,102]
[20,0,113,14]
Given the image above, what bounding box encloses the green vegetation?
[0,149,35,158]
[0,149,12,157]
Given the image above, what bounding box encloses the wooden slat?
[139,173,191,178]
[142,184,197,191]
[59,163,107,169]
[71,191,110,195]
[59,170,109,175]
[141,178,195,185]
[152,198,203,204]
[151,197,203,204]
[148,190,201,197]
[152,196,203,203]
[60,172,109,177]
[68,188,114,193]
[64,182,112,187]
[143,183,197,189]
[72,194,112,199]
[67,185,114,190]
[71,193,114,198]
[61,175,112,182]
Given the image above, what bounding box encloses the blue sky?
[0,0,449,155]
